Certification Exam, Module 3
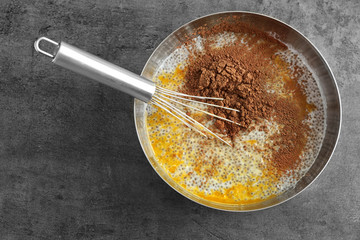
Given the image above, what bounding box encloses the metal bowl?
[134,12,341,211]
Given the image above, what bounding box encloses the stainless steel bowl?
[134,12,341,211]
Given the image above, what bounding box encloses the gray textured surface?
[0,0,358,239]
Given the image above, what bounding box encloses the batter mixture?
[145,20,325,205]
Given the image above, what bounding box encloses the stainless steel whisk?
[34,37,239,146]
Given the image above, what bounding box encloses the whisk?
[34,37,239,146]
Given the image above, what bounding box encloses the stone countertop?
[0,0,358,239]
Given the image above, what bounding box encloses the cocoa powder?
[182,18,311,173]
[184,45,273,140]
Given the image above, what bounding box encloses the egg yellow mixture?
[145,46,324,205]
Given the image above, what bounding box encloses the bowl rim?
[134,11,342,212]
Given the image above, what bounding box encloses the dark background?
[0,0,359,239]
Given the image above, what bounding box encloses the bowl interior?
[134,12,341,211]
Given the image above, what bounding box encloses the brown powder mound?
[184,50,272,140]
[182,18,311,174]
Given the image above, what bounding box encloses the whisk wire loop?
[150,86,238,146]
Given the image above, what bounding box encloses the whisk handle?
[34,37,156,103]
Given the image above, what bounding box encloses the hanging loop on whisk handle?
[34,37,156,103]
